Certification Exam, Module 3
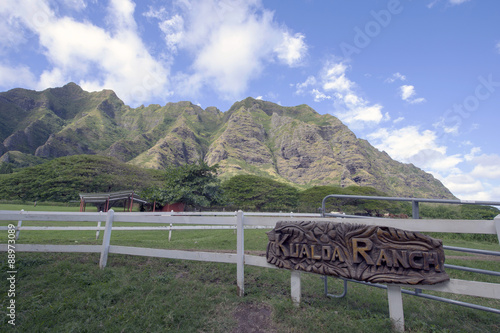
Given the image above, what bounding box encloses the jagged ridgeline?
[0,83,454,199]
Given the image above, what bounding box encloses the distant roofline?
[79,190,148,204]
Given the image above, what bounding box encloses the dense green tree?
[0,155,164,202]
[460,205,500,220]
[140,161,225,209]
[222,175,299,211]
[0,162,13,174]
[298,185,408,215]
[419,204,460,219]
[297,186,343,213]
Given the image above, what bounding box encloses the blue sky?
[1,0,499,201]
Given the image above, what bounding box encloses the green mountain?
[0,83,455,199]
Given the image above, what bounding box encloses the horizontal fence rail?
[321,194,500,220]
[1,208,499,332]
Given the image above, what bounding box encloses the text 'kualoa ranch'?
[273,234,442,272]
[266,221,449,285]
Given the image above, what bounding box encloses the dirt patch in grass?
[232,303,277,333]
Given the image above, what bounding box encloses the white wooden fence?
[1,209,500,332]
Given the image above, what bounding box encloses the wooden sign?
[266,221,449,285]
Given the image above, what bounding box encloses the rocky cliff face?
[0,83,455,199]
[203,98,453,198]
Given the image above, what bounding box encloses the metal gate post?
[412,200,420,219]
[236,210,244,296]
[495,214,500,245]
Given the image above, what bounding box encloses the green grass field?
[0,202,82,212]
[1,203,499,332]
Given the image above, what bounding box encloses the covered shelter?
[79,190,148,212]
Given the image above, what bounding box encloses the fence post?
[387,285,405,332]
[236,210,244,296]
[291,270,301,306]
[412,200,419,219]
[99,209,114,269]
[15,209,24,240]
[95,221,101,239]
[95,211,103,240]
[495,214,500,245]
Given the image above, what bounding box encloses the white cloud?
[400,85,415,100]
[368,126,440,161]
[449,0,470,5]
[295,75,316,94]
[275,32,307,67]
[385,72,406,83]
[61,0,88,11]
[108,0,137,32]
[428,0,472,9]
[322,62,384,127]
[150,0,307,99]
[440,169,500,201]
[415,150,463,171]
[322,62,353,93]
[0,0,171,106]
[295,60,385,127]
[433,115,459,135]
[464,147,481,161]
[441,173,483,196]
[427,0,439,9]
[158,14,184,52]
[393,116,404,124]
[411,97,426,104]
[0,63,36,88]
[1,0,307,104]
[143,5,169,20]
[0,16,26,53]
[436,166,500,201]
[338,95,384,125]
[470,153,500,179]
[188,19,272,98]
[367,126,463,171]
[0,0,53,31]
[399,85,426,104]
[367,125,500,200]
[311,89,330,102]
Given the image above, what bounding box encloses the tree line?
[0,155,498,221]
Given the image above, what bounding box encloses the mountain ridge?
[0,83,455,199]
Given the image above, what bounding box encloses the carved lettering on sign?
[266,221,449,285]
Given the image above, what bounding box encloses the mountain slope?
[204,98,453,198]
[0,84,455,199]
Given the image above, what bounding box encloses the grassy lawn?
[0,202,82,212]
[0,204,499,332]
[1,252,499,333]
